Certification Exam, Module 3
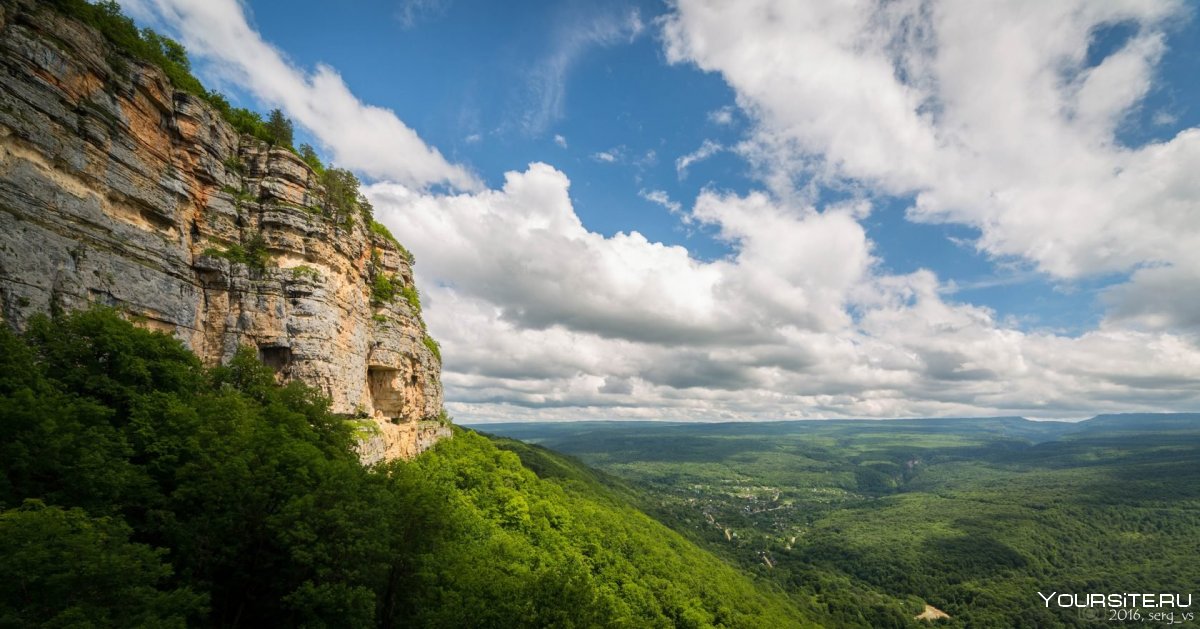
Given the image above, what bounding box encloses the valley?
[479,417,1200,627]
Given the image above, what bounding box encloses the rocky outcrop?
[0,0,448,461]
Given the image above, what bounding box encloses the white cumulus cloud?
[369,165,1200,421]
[662,0,1200,329]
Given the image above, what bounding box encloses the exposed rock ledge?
[0,0,448,461]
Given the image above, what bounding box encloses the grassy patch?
[400,285,421,315]
[370,273,398,304]
[422,334,441,362]
[289,265,319,281]
[201,232,271,271]
[222,156,245,175]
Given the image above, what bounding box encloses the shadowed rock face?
[0,0,448,461]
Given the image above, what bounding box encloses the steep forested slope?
[0,309,812,627]
[481,420,1200,628]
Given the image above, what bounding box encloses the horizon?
[464,412,1200,426]
[122,0,1200,423]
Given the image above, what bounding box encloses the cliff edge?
[0,0,448,461]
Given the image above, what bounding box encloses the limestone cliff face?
[0,0,448,461]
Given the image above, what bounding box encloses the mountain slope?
[0,308,816,627]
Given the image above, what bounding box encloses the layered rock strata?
[0,0,448,461]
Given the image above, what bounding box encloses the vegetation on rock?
[46,0,286,150]
[369,220,414,265]
[370,272,399,305]
[422,334,441,362]
[318,167,374,228]
[202,232,272,271]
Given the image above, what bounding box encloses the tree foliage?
[496,419,1200,628]
[318,167,375,227]
[0,309,811,627]
[265,108,295,148]
[0,501,205,628]
[299,144,325,175]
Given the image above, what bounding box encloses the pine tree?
[265,108,294,148]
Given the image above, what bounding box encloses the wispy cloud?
[707,106,734,126]
[519,7,644,135]
[591,146,627,164]
[675,139,723,179]
[395,0,452,29]
[554,134,568,148]
[939,271,1042,294]
[639,188,681,214]
[1151,110,1178,126]
[635,149,657,169]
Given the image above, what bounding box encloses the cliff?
[0,0,448,461]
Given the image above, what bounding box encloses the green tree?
[299,143,325,174]
[318,167,376,227]
[265,108,294,148]
[0,500,205,627]
[0,309,812,627]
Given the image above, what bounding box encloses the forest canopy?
[0,309,808,628]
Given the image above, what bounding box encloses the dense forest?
[483,419,1200,628]
[0,309,811,627]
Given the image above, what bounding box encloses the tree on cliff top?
[319,167,376,228]
[265,108,295,148]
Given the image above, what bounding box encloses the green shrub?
[370,273,397,304]
[298,144,325,175]
[400,285,421,315]
[220,185,255,207]
[348,416,382,440]
[423,334,441,362]
[289,265,320,281]
[47,0,204,94]
[202,232,271,271]
[368,221,416,265]
[368,219,396,245]
[223,155,245,175]
[318,168,376,228]
[371,276,422,315]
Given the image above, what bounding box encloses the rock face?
[0,0,448,461]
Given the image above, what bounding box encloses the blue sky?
[243,0,751,251]
[218,0,1200,334]
[129,0,1200,420]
